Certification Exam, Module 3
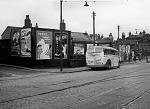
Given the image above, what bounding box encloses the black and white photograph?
[0,0,150,109]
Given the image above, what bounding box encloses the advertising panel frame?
[54,32,68,59]
[74,43,85,55]
[36,30,53,60]
[10,29,21,56]
[20,28,31,57]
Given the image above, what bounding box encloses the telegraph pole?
[117,25,120,56]
[117,25,120,40]
[92,11,96,46]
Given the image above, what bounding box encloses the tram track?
[1,68,150,104]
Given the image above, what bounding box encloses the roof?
[71,32,92,42]
[96,37,113,44]
[139,34,150,42]
[1,26,21,39]
[126,34,144,39]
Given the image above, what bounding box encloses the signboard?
[74,44,84,55]
[11,29,21,56]
[36,30,53,60]
[54,33,68,59]
[20,28,31,57]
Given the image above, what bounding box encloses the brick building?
[115,31,150,61]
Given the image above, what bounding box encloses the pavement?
[0,60,147,80]
[0,65,89,80]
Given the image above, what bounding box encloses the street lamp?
[84,1,89,6]
[60,0,63,72]
[59,0,89,72]
[92,11,96,46]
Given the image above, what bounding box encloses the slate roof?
[139,34,150,42]
[71,32,92,42]
[126,34,144,39]
[96,37,113,44]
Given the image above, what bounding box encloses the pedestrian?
[129,53,131,63]
[139,52,142,62]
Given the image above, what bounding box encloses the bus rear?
[86,46,105,68]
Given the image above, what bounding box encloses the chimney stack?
[24,15,32,28]
[60,19,66,31]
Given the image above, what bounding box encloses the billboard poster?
[11,29,21,56]
[36,30,53,60]
[87,44,94,52]
[74,43,84,55]
[20,28,31,57]
[54,33,68,59]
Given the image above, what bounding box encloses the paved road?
[0,61,150,109]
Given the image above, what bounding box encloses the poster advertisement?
[54,33,68,59]
[74,44,84,55]
[36,30,52,60]
[20,28,31,57]
[11,30,21,56]
[87,44,94,52]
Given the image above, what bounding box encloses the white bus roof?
[87,46,118,52]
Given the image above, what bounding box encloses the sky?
[0,0,150,40]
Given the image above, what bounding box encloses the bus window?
[104,49,110,55]
[110,50,116,55]
[104,49,118,55]
[95,47,103,53]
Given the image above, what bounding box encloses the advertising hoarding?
[36,30,53,60]
[74,43,84,55]
[20,28,31,57]
[54,33,68,59]
[11,29,21,56]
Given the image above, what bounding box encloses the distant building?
[89,33,114,47]
[1,26,21,40]
[115,31,150,61]
[138,34,150,56]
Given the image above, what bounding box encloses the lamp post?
[92,11,96,46]
[60,0,63,72]
[59,0,89,72]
